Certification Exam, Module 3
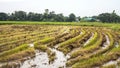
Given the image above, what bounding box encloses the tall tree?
[43,9,49,21]
[68,13,76,22]
[98,11,120,23]
[11,11,27,21]
[54,14,64,22]
[27,12,35,21]
[0,12,8,21]
[27,12,43,21]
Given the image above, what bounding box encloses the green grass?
[0,48,35,62]
[0,21,120,30]
[58,30,86,48]
[34,44,48,51]
[84,32,98,47]
[0,44,35,62]
[34,37,54,45]
[0,44,29,58]
[68,32,115,67]
[0,21,120,67]
[34,37,55,51]
[70,32,101,58]
[58,31,91,54]
[39,37,55,44]
[94,32,114,56]
[72,36,117,68]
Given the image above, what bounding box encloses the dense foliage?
[0,9,120,23]
[0,9,77,22]
[97,11,120,23]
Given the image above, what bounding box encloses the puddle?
[0,40,70,68]
[102,35,110,49]
[20,48,70,68]
[54,44,59,49]
[20,50,49,68]
[49,48,70,68]
[0,43,35,68]
[103,58,120,68]
[115,42,119,48]
[103,61,117,66]
[29,43,34,47]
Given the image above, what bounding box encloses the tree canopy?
[0,9,120,23]
[97,11,120,23]
[0,9,79,22]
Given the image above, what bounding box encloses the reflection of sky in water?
[103,58,120,68]
[20,48,70,68]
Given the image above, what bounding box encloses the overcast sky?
[0,0,120,17]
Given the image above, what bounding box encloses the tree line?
[0,9,120,23]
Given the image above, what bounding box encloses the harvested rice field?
[0,24,120,68]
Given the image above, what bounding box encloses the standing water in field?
[20,50,49,68]
[29,43,34,47]
[102,58,120,68]
[102,35,110,49]
[20,48,70,68]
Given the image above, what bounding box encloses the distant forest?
[0,9,120,23]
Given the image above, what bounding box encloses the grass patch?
[70,32,101,58]
[58,30,86,48]
[0,48,35,62]
[0,44,29,58]
[34,44,48,52]
[0,21,120,30]
[34,37,54,44]
[84,32,98,47]
[72,41,119,68]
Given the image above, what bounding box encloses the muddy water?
[49,48,70,68]
[102,43,120,68]
[20,48,70,68]
[102,35,110,49]
[115,42,119,48]
[0,29,71,68]
[20,50,49,68]
[103,58,120,68]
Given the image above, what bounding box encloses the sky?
[0,0,120,17]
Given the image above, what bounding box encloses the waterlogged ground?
[0,25,120,68]
[20,48,70,68]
